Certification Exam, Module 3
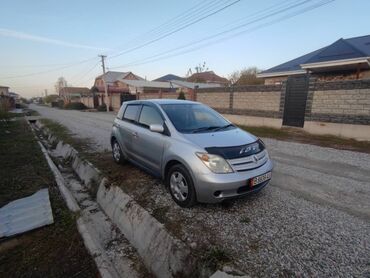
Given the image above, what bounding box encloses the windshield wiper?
[212,124,235,131]
[191,126,221,133]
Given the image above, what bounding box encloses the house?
[186,71,229,84]
[170,80,222,100]
[0,86,16,109]
[59,87,90,103]
[0,86,9,96]
[123,80,178,95]
[92,71,143,110]
[171,80,222,91]
[153,74,184,82]
[258,35,370,85]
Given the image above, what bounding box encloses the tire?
[111,139,125,164]
[166,164,197,208]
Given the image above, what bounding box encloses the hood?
[182,127,257,150]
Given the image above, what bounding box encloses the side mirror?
[149,124,164,133]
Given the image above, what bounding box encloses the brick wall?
[305,79,370,125]
[197,84,283,118]
[233,91,280,111]
[196,92,230,109]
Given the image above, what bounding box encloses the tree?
[186,61,209,77]
[228,67,264,85]
[43,94,59,103]
[177,91,186,100]
[55,77,68,95]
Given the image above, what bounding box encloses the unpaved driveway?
[31,104,370,276]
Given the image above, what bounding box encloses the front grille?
[228,150,268,172]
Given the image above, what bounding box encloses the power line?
[110,0,225,51]
[110,0,333,70]
[109,0,241,59]
[69,61,100,83]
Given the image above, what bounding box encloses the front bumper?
[193,159,273,203]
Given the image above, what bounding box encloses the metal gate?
[282,75,309,127]
[120,93,136,104]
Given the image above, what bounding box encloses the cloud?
[0,28,111,51]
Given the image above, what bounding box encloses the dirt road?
[31,104,370,276]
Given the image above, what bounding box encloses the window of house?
[138,106,163,127]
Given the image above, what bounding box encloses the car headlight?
[196,152,233,174]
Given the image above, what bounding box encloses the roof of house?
[0,86,9,89]
[96,71,143,84]
[123,79,180,89]
[187,71,229,84]
[259,35,370,77]
[153,74,184,82]
[170,80,222,89]
[60,87,90,94]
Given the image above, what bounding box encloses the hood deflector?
[205,140,265,159]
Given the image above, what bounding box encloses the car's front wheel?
[112,139,125,164]
[167,164,197,208]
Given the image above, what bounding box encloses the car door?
[131,104,166,174]
[117,104,141,157]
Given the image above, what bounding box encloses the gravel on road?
[32,104,370,277]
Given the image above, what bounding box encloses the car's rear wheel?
[112,139,125,164]
[167,164,197,208]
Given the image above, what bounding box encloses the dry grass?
[0,118,98,277]
[240,125,370,153]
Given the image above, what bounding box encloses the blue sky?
[0,0,369,97]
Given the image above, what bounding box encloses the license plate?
[250,172,271,187]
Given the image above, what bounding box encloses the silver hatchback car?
[111,99,273,207]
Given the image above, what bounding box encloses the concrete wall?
[138,91,192,100]
[80,96,94,109]
[233,91,281,112]
[305,79,370,126]
[197,92,230,109]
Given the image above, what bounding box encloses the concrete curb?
[35,131,121,278]
[36,121,197,277]
[37,141,80,212]
[97,181,195,277]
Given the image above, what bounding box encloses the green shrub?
[63,102,86,110]
[177,91,186,100]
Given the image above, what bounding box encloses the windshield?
[161,103,235,133]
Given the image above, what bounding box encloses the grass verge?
[40,118,91,152]
[0,118,98,277]
[240,125,370,153]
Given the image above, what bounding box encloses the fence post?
[193,86,198,101]
[229,84,234,113]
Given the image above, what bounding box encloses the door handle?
[132,131,138,138]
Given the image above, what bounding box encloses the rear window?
[123,105,140,121]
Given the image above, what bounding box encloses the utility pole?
[99,55,109,112]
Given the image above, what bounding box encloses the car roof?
[125,99,199,105]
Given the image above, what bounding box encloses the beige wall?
[312,89,370,115]
[111,94,122,111]
[197,92,230,109]
[233,91,281,111]
[223,114,283,129]
[304,121,370,141]
[80,96,94,108]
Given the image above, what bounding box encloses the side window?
[123,105,140,122]
[117,105,125,119]
[138,106,163,127]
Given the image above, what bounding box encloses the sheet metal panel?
[0,188,54,238]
